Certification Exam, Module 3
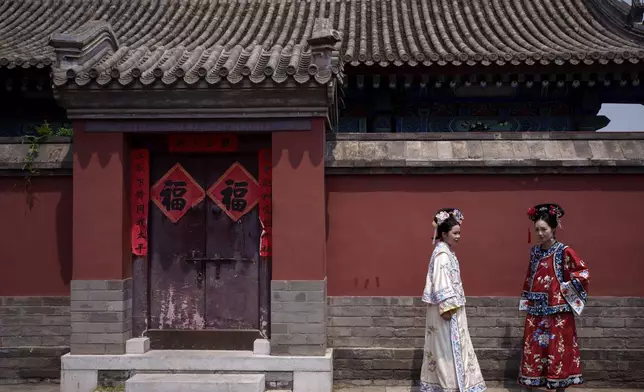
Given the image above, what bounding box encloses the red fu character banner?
[150,163,205,223]
[130,149,150,256]
[258,149,272,257]
[207,162,260,222]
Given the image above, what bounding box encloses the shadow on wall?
[325,174,644,297]
[0,176,72,295]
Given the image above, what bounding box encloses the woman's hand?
[440,309,454,321]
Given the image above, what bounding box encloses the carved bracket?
[49,20,119,71]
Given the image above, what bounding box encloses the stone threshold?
[62,348,332,372]
[61,340,333,392]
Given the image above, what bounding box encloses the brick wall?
[70,279,132,355]
[271,280,327,355]
[328,296,644,388]
[0,296,70,383]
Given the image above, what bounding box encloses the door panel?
[149,155,206,330]
[148,152,262,335]
[204,154,261,329]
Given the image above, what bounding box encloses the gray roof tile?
[0,0,643,88]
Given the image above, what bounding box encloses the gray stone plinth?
[271,280,327,356]
[70,279,132,354]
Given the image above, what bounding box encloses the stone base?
[328,296,644,389]
[60,348,333,392]
[271,280,327,356]
[125,373,266,392]
[0,296,70,383]
[70,279,132,355]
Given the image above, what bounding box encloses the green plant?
[92,386,125,392]
[21,121,73,182]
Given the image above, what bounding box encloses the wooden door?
[148,152,262,349]
[204,154,260,329]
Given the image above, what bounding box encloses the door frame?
[130,133,272,350]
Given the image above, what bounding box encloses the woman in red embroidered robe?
[518,204,590,391]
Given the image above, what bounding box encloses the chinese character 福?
[220,179,248,212]
[160,180,188,211]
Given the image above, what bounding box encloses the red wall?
[326,174,644,297]
[73,124,131,280]
[272,120,327,280]
[0,177,72,295]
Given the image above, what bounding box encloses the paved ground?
[0,385,643,392]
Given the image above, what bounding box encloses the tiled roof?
[0,0,643,87]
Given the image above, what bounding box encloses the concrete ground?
[333,388,644,392]
[0,385,643,392]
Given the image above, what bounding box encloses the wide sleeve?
[422,252,465,314]
[560,247,590,316]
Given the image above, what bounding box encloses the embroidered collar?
[434,241,455,256]
[533,241,562,260]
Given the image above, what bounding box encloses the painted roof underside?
[0,0,643,86]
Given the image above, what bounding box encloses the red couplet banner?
[130,149,150,256]
[258,148,272,257]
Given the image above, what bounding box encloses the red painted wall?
[272,119,326,280]
[0,177,72,295]
[326,174,644,297]
[73,123,131,280]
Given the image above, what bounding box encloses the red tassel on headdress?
[528,227,531,244]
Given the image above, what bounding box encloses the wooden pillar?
[71,122,132,354]
[270,118,327,355]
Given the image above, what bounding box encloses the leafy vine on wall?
[20,121,73,184]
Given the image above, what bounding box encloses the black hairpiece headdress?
[432,207,464,244]
[527,203,565,221]
[526,203,565,243]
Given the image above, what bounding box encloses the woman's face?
[441,224,461,246]
[534,219,555,245]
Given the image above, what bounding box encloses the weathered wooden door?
[148,152,262,349]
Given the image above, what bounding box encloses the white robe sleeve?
[422,252,465,314]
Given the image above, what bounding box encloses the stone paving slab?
[334,388,644,392]
[0,385,59,392]
[1,385,643,392]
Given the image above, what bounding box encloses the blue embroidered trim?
[523,243,579,316]
[571,278,587,301]
[419,382,459,392]
[528,243,563,290]
[427,287,457,303]
[466,382,487,392]
[518,374,584,389]
[450,317,465,392]
[420,382,487,392]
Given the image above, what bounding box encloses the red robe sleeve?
[560,247,590,315]
[519,249,535,311]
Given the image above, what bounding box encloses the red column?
[72,122,130,280]
[271,118,326,280]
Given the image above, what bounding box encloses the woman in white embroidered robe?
[420,208,486,392]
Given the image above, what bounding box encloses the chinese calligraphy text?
[130,149,150,256]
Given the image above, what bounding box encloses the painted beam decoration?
[168,134,238,152]
[259,149,272,257]
[130,149,150,256]
[207,162,260,222]
[151,163,205,223]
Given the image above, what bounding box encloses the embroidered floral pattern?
[520,314,583,390]
[533,319,555,348]
[426,351,437,372]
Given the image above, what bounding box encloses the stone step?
[125,373,266,392]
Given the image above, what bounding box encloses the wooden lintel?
[84,118,313,133]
